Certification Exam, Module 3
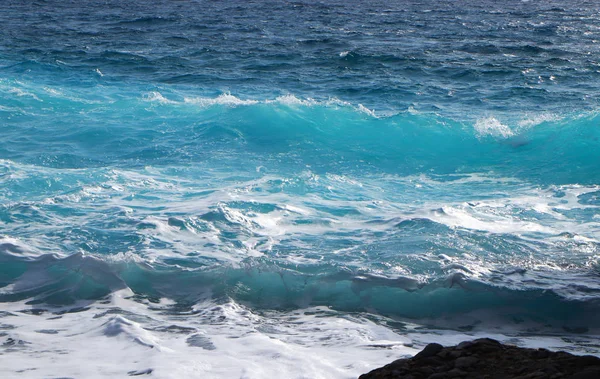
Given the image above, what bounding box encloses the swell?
[0,251,598,332]
[1,87,600,184]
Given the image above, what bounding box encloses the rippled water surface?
[1,1,600,377]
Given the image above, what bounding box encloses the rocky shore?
[359,338,600,379]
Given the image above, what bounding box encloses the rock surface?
[359,338,600,379]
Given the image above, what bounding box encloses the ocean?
[1,0,600,377]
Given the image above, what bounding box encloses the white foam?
[7,87,42,101]
[1,294,598,379]
[517,113,561,129]
[267,94,351,109]
[271,94,318,106]
[43,87,63,96]
[357,104,377,117]
[139,91,376,116]
[143,91,178,104]
[0,297,420,379]
[474,117,514,138]
[431,205,555,234]
[184,93,259,106]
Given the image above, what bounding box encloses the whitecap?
[184,93,259,106]
[474,117,514,138]
[142,91,177,104]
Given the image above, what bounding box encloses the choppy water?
[1,0,600,377]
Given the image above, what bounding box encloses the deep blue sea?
[1,0,600,377]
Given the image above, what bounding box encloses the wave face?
[1,0,600,377]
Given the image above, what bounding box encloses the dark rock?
[456,341,473,350]
[417,356,444,367]
[472,338,501,346]
[513,371,546,379]
[359,339,600,379]
[577,355,600,367]
[415,367,435,376]
[446,368,467,377]
[571,367,600,379]
[414,343,444,359]
[427,374,448,379]
[532,348,550,359]
[436,350,450,359]
[541,364,559,375]
[454,356,478,369]
[448,350,463,359]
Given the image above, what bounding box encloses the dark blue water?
[1,0,600,376]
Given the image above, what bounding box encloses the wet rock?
[415,343,444,359]
[436,350,450,359]
[571,367,600,379]
[417,356,444,367]
[448,350,463,359]
[415,367,434,377]
[472,338,501,346]
[359,339,600,379]
[427,374,447,379]
[454,356,478,369]
[455,341,473,350]
[531,348,550,359]
[446,368,467,378]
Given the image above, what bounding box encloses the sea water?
[1,0,600,377]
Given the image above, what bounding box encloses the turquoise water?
[1,0,600,377]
